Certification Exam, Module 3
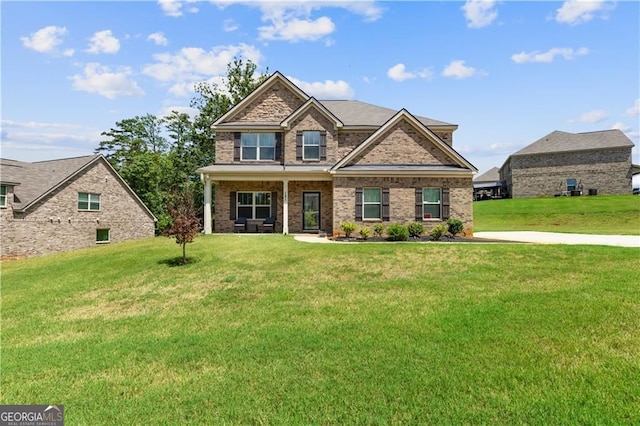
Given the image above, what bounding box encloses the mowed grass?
[2,235,639,424]
[474,194,640,234]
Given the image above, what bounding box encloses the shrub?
[407,222,425,238]
[340,221,357,238]
[446,217,464,237]
[386,223,409,241]
[359,227,371,240]
[373,223,385,238]
[429,224,448,241]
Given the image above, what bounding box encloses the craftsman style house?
[500,129,635,198]
[0,155,156,258]
[197,72,477,235]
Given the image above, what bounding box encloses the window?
[78,193,100,211]
[241,133,275,161]
[96,229,110,243]
[237,192,271,219]
[0,185,6,207]
[303,131,320,160]
[566,179,577,191]
[363,188,382,220]
[423,188,441,219]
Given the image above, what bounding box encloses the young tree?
[164,185,202,265]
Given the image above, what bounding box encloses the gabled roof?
[0,155,156,219]
[281,97,344,129]
[213,71,309,126]
[512,129,634,156]
[331,109,476,172]
[474,167,500,182]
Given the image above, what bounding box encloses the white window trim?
[237,191,271,220]
[302,131,320,161]
[78,192,101,211]
[241,133,276,161]
[422,188,441,220]
[362,187,382,221]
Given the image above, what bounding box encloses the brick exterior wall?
[333,176,473,236]
[286,108,338,164]
[352,119,453,166]
[504,147,633,198]
[0,160,155,259]
[336,131,374,159]
[234,81,305,122]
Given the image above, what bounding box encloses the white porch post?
[203,175,212,234]
[282,179,289,234]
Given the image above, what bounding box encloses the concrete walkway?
[474,231,640,248]
[294,232,640,247]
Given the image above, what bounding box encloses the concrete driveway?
[474,231,640,248]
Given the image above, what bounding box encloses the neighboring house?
[500,129,635,198]
[196,72,477,236]
[473,167,504,200]
[0,155,156,259]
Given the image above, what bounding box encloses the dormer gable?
[281,97,344,131]
[332,109,476,171]
[213,71,309,127]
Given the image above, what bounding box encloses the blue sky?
[2,0,639,179]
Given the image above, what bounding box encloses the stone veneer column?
[282,179,289,234]
[203,175,212,234]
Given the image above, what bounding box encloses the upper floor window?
[241,133,275,161]
[422,188,441,219]
[78,192,100,211]
[303,131,320,160]
[0,185,6,207]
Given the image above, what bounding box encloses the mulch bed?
[331,235,515,243]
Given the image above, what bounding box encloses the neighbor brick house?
[197,72,477,235]
[500,129,635,198]
[0,155,156,258]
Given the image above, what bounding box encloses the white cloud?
[462,0,498,28]
[147,32,168,46]
[512,47,589,63]
[21,26,72,56]
[1,119,81,130]
[442,60,480,79]
[87,30,120,54]
[387,63,433,82]
[223,19,239,32]
[259,15,335,42]
[70,63,145,99]
[158,0,199,17]
[626,99,640,116]
[555,0,615,25]
[569,109,607,123]
[287,76,354,99]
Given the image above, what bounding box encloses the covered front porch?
[199,165,333,235]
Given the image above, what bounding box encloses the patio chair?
[261,216,275,233]
[234,216,247,233]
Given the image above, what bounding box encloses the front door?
[302,192,320,231]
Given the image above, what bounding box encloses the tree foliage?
[163,185,202,264]
[95,58,269,233]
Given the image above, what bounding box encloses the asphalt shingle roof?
[318,100,455,127]
[473,167,501,182]
[513,129,634,156]
[0,155,99,211]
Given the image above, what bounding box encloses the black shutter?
[230,191,237,220]
[296,131,303,160]
[234,133,241,161]
[442,188,450,220]
[382,188,390,221]
[415,188,423,221]
[320,131,327,160]
[355,188,363,221]
[275,133,282,162]
[271,191,277,220]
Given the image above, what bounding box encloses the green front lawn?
[2,235,639,424]
[474,194,640,234]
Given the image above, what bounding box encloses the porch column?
[203,175,212,234]
[282,179,289,234]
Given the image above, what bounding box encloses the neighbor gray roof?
[512,129,634,156]
[473,167,501,182]
[214,100,455,129]
[1,155,100,211]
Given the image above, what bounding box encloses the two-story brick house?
[0,155,156,258]
[197,72,477,235]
